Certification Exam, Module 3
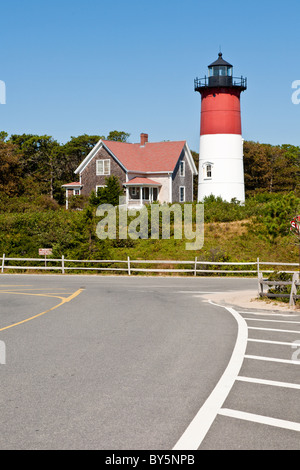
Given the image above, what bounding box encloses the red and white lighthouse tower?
[195,53,247,203]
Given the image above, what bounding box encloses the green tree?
[106,130,130,142]
[0,131,8,142]
[0,141,23,196]
[9,133,61,198]
[250,192,300,243]
[89,175,124,206]
[59,134,103,181]
[243,141,300,195]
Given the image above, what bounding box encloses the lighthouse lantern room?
[195,53,247,203]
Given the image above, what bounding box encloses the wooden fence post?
[1,253,5,273]
[289,272,299,308]
[61,255,65,274]
[258,271,263,297]
[127,256,131,276]
[194,257,197,276]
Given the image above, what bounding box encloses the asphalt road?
[0,274,299,450]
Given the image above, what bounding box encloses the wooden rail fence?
[1,253,299,276]
[258,272,300,307]
[2,253,300,306]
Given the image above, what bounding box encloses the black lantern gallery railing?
[194,76,247,91]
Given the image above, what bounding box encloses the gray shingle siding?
[172,150,193,202]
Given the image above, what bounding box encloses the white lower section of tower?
[197,134,245,203]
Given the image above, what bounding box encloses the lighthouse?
[195,52,247,203]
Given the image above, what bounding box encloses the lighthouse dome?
[208,52,233,68]
[208,52,233,86]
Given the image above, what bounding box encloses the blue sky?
[1,0,300,152]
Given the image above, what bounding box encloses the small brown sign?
[39,248,53,256]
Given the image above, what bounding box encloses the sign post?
[290,216,300,272]
[39,248,53,268]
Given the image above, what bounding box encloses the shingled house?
[62,133,197,208]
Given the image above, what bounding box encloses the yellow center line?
[0,291,67,301]
[0,290,75,296]
[0,288,75,292]
[0,289,84,332]
[0,285,33,287]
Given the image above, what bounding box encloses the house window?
[129,187,140,200]
[96,185,106,194]
[179,186,185,203]
[73,189,81,196]
[96,159,110,176]
[179,160,185,177]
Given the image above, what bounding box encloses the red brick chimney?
[140,133,148,146]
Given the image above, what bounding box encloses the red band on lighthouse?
[200,88,242,135]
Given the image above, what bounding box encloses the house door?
[142,187,150,201]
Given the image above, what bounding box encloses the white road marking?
[237,376,300,390]
[248,326,300,334]
[248,338,297,346]
[173,302,248,451]
[245,354,300,365]
[219,408,300,432]
[240,311,299,317]
[245,317,300,324]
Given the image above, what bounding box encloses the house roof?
[62,182,82,187]
[124,177,162,186]
[102,140,187,173]
[75,138,198,175]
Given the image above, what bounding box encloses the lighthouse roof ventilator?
[195,52,247,203]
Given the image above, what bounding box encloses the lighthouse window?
[206,164,212,179]
[210,66,232,77]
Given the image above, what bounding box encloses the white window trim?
[179,186,185,203]
[179,160,185,177]
[203,161,213,180]
[96,159,111,176]
[96,185,106,193]
[73,188,81,196]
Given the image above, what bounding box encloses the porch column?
[140,187,143,206]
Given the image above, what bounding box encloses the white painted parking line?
[248,338,297,346]
[245,354,300,365]
[173,303,248,451]
[237,376,300,390]
[239,312,299,317]
[219,408,300,432]
[245,317,300,324]
[249,326,300,334]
